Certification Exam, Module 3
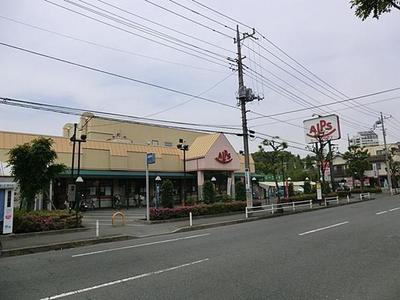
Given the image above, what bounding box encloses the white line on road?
[39,258,209,300]
[389,207,400,212]
[298,221,349,236]
[72,233,210,257]
[376,211,388,215]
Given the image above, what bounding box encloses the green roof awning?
[62,169,195,179]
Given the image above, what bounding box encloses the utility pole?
[328,140,335,191]
[380,112,393,194]
[234,25,262,208]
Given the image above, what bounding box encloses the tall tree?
[350,0,400,20]
[7,137,66,211]
[343,145,371,191]
[254,140,288,202]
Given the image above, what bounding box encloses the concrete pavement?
[1,193,399,299]
[0,194,382,256]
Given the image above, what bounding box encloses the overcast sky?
[0,0,399,156]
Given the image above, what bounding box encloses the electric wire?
[143,0,233,39]
[95,0,235,53]
[0,15,227,74]
[44,0,229,68]
[62,0,230,63]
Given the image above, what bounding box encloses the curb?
[0,227,89,241]
[172,197,377,233]
[0,235,134,257]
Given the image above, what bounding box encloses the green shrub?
[235,181,246,201]
[13,210,82,233]
[215,194,232,203]
[350,187,382,193]
[161,179,174,208]
[203,181,216,204]
[150,201,247,220]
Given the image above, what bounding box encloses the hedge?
[150,201,248,220]
[13,210,82,233]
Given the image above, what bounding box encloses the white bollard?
[310,200,313,209]
[337,196,339,205]
[96,219,99,238]
[292,202,295,212]
[347,195,350,203]
[189,212,193,227]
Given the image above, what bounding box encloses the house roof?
[186,133,221,160]
[0,130,180,157]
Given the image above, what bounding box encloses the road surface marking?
[376,211,388,215]
[72,233,210,257]
[39,258,209,300]
[389,207,400,212]
[298,221,349,236]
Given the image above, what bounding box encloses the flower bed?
[13,210,82,233]
[150,201,248,220]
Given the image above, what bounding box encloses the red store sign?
[215,150,233,164]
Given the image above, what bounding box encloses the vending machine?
[0,182,16,234]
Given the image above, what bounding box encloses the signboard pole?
[145,155,149,221]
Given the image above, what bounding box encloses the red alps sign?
[215,150,233,164]
[303,114,341,143]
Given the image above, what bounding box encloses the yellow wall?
[73,116,205,147]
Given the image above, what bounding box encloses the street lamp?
[155,176,161,209]
[177,139,189,206]
[251,177,257,199]
[211,176,217,192]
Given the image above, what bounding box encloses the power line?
[44,0,229,68]
[167,0,236,32]
[95,0,235,54]
[0,96,242,132]
[184,0,381,118]
[145,71,236,117]
[65,0,230,61]
[143,0,233,39]
[0,41,240,111]
[247,87,400,120]
[251,95,400,129]
[0,15,227,74]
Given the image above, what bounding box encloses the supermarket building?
[0,114,255,209]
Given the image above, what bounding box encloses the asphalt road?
[1,195,400,300]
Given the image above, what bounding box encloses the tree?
[254,140,288,203]
[350,0,400,20]
[343,145,371,191]
[203,181,216,204]
[7,138,66,211]
[161,179,174,208]
[235,181,246,201]
[388,146,400,188]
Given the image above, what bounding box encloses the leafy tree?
[388,146,400,188]
[350,0,400,20]
[254,140,288,202]
[161,179,174,208]
[203,181,216,204]
[8,138,66,211]
[235,181,246,201]
[343,145,371,191]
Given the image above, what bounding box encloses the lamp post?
[155,176,161,209]
[251,177,257,199]
[177,139,189,206]
[75,176,83,226]
[211,176,217,192]
[70,132,87,210]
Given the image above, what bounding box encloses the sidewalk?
[0,193,385,257]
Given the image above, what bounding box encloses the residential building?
[349,131,379,147]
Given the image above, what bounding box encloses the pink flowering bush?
[13,210,82,233]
